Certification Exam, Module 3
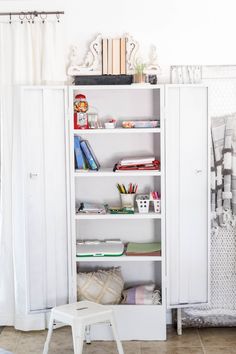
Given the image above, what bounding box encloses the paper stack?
[126,242,161,256]
[113,156,160,171]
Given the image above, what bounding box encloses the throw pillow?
[77,267,124,305]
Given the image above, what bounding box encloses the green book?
[126,242,161,256]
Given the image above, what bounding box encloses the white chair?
[43,301,124,354]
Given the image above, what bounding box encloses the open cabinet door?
[165,85,210,308]
[18,87,70,313]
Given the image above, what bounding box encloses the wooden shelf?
[74,168,161,177]
[75,212,161,220]
[74,128,160,134]
[76,255,162,262]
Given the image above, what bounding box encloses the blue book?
[80,140,100,170]
[74,136,86,170]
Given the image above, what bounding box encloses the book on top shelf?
[112,38,120,75]
[102,38,108,75]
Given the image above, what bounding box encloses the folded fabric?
[121,283,161,305]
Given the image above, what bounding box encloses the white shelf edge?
[74,128,161,134]
[75,212,161,220]
[72,84,162,90]
[76,255,162,262]
[74,168,161,177]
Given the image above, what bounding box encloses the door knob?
[29,173,38,178]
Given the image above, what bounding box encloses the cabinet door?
[20,87,70,312]
[165,85,209,308]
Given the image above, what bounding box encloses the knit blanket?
[211,114,236,228]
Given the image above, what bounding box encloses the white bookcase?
[69,85,167,340]
[16,84,209,337]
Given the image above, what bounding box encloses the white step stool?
[43,301,124,354]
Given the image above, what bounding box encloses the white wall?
[0,0,236,81]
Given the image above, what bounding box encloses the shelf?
[75,212,161,220]
[74,168,161,177]
[73,84,162,90]
[74,128,161,135]
[76,255,162,262]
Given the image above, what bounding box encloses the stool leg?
[109,314,124,354]
[43,315,54,354]
[72,324,84,354]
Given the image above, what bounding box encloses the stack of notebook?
[113,156,160,172]
[126,242,161,256]
[74,136,100,171]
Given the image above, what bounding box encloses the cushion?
[77,267,124,305]
[121,283,161,305]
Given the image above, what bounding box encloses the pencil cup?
[136,195,150,213]
[120,193,136,208]
[153,199,161,213]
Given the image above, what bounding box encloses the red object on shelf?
[74,93,89,129]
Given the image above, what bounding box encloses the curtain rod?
[0,11,64,16]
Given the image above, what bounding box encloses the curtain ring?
[26,13,31,23]
[19,12,25,24]
[9,13,12,24]
[40,12,47,24]
[56,13,60,23]
[31,13,35,24]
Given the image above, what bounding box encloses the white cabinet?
[17,84,209,336]
[19,87,70,313]
[165,85,209,308]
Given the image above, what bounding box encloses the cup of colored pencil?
[117,183,138,208]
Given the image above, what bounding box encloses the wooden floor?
[1,325,236,353]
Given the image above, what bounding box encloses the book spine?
[112,38,121,75]
[74,136,86,170]
[102,38,108,75]
[107,38,113,75]
[80,141,98,170]
[120,37,126,74]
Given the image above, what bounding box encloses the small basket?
[153,199,161,213]
[136,195,150,213]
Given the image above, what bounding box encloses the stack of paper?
[126,242,161,256]
[113,156,160,171]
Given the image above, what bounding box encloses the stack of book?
[77,202,107,215]
[113,156,160,172]
[102,37,127,75]
[126,242,161,256]
[74,136,100,171]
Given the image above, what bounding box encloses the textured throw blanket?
[211,114,236,227]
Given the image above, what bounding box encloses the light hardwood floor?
[1,326,236,354]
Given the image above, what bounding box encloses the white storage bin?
[136,195,150,213]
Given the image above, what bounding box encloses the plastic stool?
[43,301,124,354]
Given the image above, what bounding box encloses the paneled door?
[19,87,70,313]
[165,85,209,308]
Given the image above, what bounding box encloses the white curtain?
[0,18,66,329]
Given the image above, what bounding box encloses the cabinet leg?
[177,308,182,336]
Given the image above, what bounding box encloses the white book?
[119,156,155,166]
[102,38,108,75]
[108,38,113,75]
[112,38,120,75]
